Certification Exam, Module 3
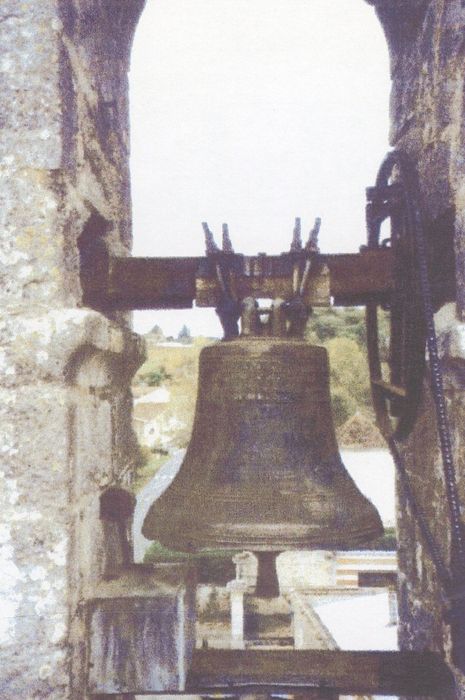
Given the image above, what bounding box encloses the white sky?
[129,0,391,336]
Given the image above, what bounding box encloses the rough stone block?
[87,565,196,694]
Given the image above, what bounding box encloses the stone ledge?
[0,307,145,385]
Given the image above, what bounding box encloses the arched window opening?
[129,0,397,661]
[129,0,390,337]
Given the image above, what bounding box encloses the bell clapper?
[254,551,282,599]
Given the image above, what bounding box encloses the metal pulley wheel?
[366,152,426,441]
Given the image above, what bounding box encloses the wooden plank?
[104,249,393,310]
[187,649,455,697]
[358,571,398,587]
[108,256,199,309]
[371,378,407,399]
[195,267,331,307]
[323,249,393,305]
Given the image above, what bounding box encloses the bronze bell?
[142,337,383,568]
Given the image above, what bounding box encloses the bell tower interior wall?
[371,1,465,695]
[0,2,145,697]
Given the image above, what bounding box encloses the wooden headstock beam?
[187,648,454,697]
[84,248,394,311]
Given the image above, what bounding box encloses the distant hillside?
[132,335,213,490]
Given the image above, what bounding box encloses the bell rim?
[146,516,384,553]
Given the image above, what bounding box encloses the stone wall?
[0,2,145,698]
[369,1,465,696]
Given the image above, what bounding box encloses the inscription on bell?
[233,392,298,402]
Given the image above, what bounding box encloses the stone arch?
[129,1,391,264]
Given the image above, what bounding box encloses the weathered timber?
[108,256,198,309]
[87,565,196,695]
[95,249,393,310]
[195,266,331,308]
[186,649,455,697]
[325,250,394,305]
[371,378,407,399]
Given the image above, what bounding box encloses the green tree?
[141,365,172,387]
[306,306,390,353]
[177,324,192,343]
[331,388,357,427]
[307,308,347,343]
[326,336,371,410]
[148,324,165,341]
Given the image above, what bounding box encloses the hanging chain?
[388,436,452,591]
[367,151,465,598]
